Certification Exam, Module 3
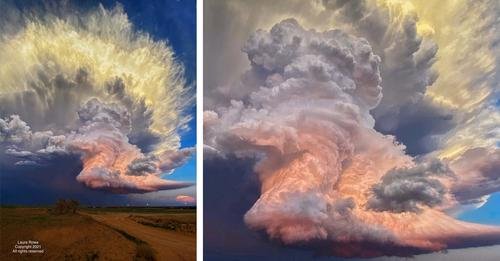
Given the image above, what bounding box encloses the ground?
[0,207,196,261]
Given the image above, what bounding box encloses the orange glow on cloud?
[204,16,500,257]
[0,4,194,194]
[176,195,196,204]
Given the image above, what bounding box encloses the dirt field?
[129,213,196,234]
[0,207,196,261]
[0,207,136,260]
[84,212,196,261]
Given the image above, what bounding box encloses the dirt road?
[86,213,196,261]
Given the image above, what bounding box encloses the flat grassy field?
[82,206,196,214]
[1,207,196,261]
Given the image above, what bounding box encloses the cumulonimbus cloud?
[0,3,194,193]
[204,18,500,257]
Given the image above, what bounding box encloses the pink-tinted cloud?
[0,4,194,194]
[204,19,500,257]
[1,99,194,194]
[176,195,196,204]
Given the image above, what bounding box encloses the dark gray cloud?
[375,98,456,155]
[368,159,454,213]
[126,155,158,176]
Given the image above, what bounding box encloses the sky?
[460,192,500,226]
[204,0,499,259]
[0,0,196,206]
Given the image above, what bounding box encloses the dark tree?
[51,199,80,215]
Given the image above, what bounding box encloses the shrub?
[50,199,80,215]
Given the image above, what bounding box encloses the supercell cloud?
[0,3,194,193]
[204,0,500,256]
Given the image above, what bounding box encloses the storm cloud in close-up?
[204,0,500,259]
[0,0,196,206]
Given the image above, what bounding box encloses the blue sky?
[459,192,500,226]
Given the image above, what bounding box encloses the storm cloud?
[204,15,500,257]
[0,2,194,193]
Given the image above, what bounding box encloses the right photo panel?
[203,0,500,260]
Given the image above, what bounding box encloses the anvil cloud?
[0,3,194,193]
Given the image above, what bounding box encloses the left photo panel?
[0,0,196,260]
